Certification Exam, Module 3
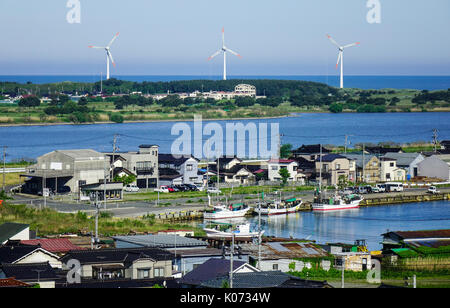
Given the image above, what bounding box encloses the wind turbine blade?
[227,48,242,58]
[107,32,120,48]
[343,42,360,49]
[326,34,340,48]
[208,50,221,61]
[107,50,116,67]
[222,27,225,47]
[336,52,342,69]
[88,46,105,49]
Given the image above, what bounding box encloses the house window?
[336,164,341,170]
[272,264,278,271]
[390,163,395,167]
[186,165,193,171]
[138,269,151,279]
[271,166,278,171]
[154,268,165,278]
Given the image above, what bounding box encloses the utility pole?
[111,134,119,180]
[344,135,353,154]
[2,146,7,192]
[362,144,366,184]
[341,256,346,288]
[432,129,438,153]
[229,231,235,289]
[258,190,262,270]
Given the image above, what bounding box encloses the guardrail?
[1,168,26,174]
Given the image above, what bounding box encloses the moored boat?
[254,198,303,216]
[204,222,264,240]
[203,203,251,220]
[312,193,363,211]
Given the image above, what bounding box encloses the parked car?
[168,185,180,192]
[154,186,170,193]
[376,184,386,193]
[207,187,221,194]
[369,186,380,193]
[427,186,440,194]
[386,182,404,192]
[125,184,139,192]
[185,184,200,191]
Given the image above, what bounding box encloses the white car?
[427,186,440,194]
[376,184,386,193]
[125,184,140,192]
[154,186,170,193]
[207,187,222,194]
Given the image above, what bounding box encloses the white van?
[125,184,140,192]
[386,182,404,192]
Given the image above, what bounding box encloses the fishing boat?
[203,203,251,220]
[254,198,303,216]
[204,222,264,240]
[312,192,363,211]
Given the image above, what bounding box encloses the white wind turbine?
[89,33,120,80]
[327,34,360,89]
[208,28,242,81]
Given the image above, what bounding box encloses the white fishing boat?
[204,222,264,240]
[312,193,363,212]
[203,203,251,220]
[254,198,303,216]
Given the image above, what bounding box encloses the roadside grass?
[0,201,203,237]
[123,185,314,202]
[1,173,23,186]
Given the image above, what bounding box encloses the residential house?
[0,262,58,288]
[21,238,84,255]
[0,243,62,268]
[268,159,304,183]
[343,154,381,183]
[315,154,352,186]
[113,234,208,250]
[365,146,402,156]
[0,223,30,245]
[291,144,331,162]
[291,157,316,182]
[381,229,450,252]
[382,153,425,178]
[178,258,259,288]
[158,154,201,185]
[60,247,174,280]
[107,145,159,189]
[380,157,406,182]
[169,248,250,276]
[200,271,333,288]
[240,241,330,273]
[334,252,372,272]
[80,181,124,201]
[0,277,31,288]
[417,155,450,181]
[211,157,256,185]
[22,149,107,194]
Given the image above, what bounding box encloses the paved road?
[7,187,449,218]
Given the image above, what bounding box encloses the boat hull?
[203,208,251,220]
[312,200,361,212]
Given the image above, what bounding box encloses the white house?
[268,159,300,182]
[382,153,425,179]
[380,157,406,182]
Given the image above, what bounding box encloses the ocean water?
[0,75,449,90]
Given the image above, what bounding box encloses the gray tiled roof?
[0,223,29,244]
[113,234,207,249]
[382,153,424,167]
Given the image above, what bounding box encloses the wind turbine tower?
[89,33,120,80]
[327,34,360,89]
[208,28,242,81]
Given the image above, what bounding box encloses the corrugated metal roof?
[113,234,207,248]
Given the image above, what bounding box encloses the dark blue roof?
[201,271,332,288]
[0,245,41,264]
[179,258,246,286]
[316,154,346,162]
[1,262,57,281]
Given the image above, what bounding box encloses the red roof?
[0,278,30,288]
[269,159,295,164]
[21,238,84,253]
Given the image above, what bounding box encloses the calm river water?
[1,112,450,161]
[246,200,450,250]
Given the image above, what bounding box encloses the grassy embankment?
[123,185,314,203]
[0,201,204,237]
[0,101,307,125]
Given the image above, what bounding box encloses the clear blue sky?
[0,0,449,76]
